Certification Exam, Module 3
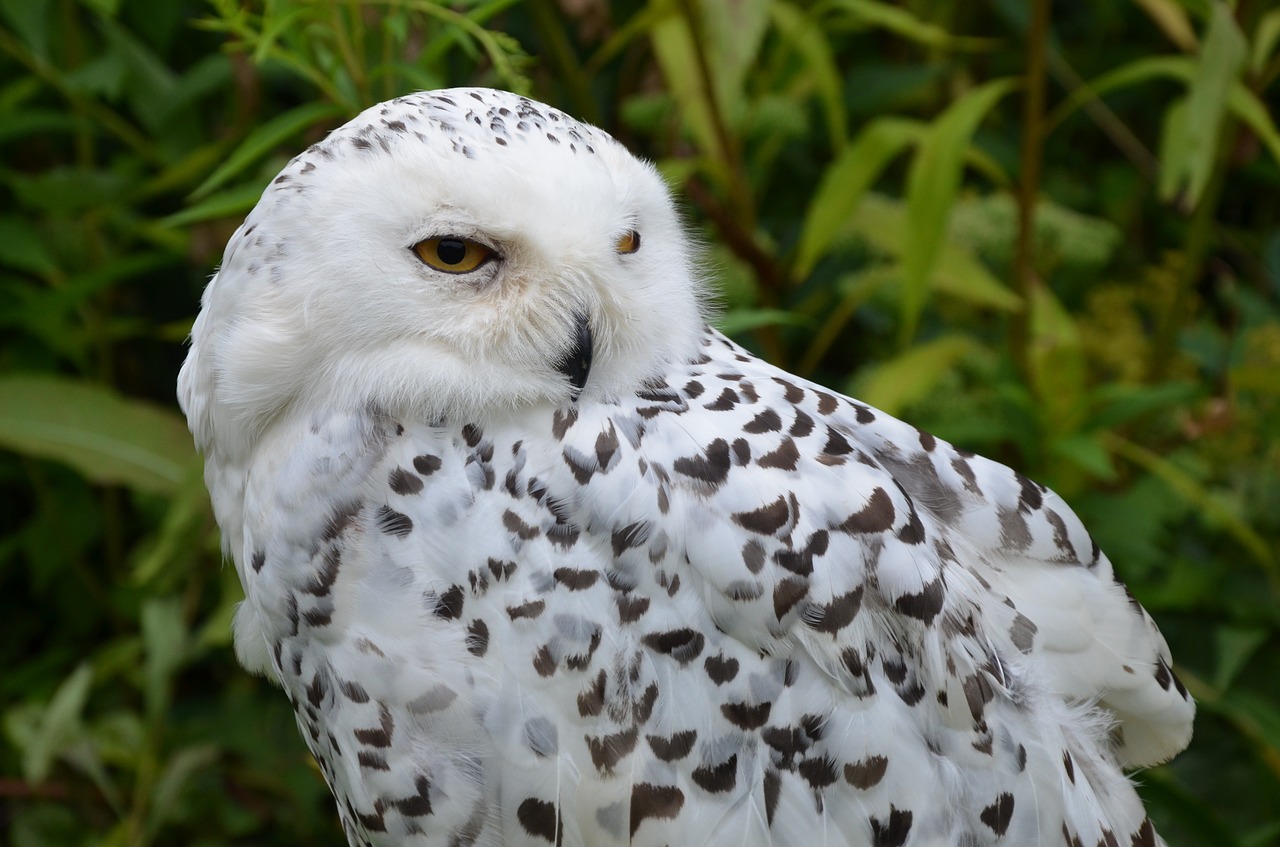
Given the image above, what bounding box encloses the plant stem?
[675,0,756,231]
[530,0,598,124]
[1148,121,1235,381]
[1012,0,1052,388]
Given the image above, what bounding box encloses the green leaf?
[1047,55,1194,131]
[0,375,197,494]
[826,0,999,51]
[1027,284,1086,434]
[1226,84,1280,170]
[78,0,123,17]
[190,101,345,200]
[701,0,770,128]
[131,465,211,585]
[0,108,77,143]
[1084,380,1201,430]
[714,308,812,335]
[649,5,719,166]
[163,180,268,228]
[769,1,846,150]
[848,194,1022,311]
[0,215,58,276]
[901,77,1018,342]
[1253,8,1280,74]
[147,745,220,836]
[793,117,922,280]
[1051,432,1116,480]
[1160,2,1246,206]
[1104,433,1278,576]
[142,597,187,719]
[1213,689,1280,766]
[0,0,54,58]
[851,334,977,416]
[1214,626,1269,690]
[1130,0,1199,51]
[5,663,93,784]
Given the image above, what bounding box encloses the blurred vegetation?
[1,0,1278,844]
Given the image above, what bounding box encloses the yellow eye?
[411,237,494,273]
[616,229,641,254]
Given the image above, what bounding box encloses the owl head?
[179,89,706,459]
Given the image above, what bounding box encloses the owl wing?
[684,331,1194,769]
[827,388,1194,768]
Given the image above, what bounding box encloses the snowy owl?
[178,88,1193,846]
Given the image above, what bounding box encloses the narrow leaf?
[1104,433,1278,575]
[0,375,197,493]
[1162,2,1246,206]
[1253,8,1280,75]
[901,78,1018,342]
[1047,56,1195,132]
[769,1,846,150]
[851,194,1021,311]
[163,180,268,228]
[190,101,345,200]
[851,334,976,416]
[828,0,998,51]
[794,117,922,280]
[714,308,812,335]
[1226,83,1280,169]
[24,664,93,784]
[1130,0,1198,51]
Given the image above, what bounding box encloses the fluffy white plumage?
[179,88,1193,846]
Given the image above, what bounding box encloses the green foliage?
[2,1,1278,844]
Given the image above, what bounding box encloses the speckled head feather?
[179,88,1192,847]
[180,89,706,460]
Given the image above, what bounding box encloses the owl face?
[179,89,705,457]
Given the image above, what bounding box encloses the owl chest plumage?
[225,331,1178,847]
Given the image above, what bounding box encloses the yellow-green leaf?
[794,117,922,280]
[851,334,977,416]
[902,78,1018,342]
[849,195,1021,311]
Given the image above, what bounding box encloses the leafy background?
[2,0,1278,844]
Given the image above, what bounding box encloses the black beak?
[557,313,593,401]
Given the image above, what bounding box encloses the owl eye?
[412,237,494,273]
[616,229,641,254]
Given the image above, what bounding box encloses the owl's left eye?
[411,237,494,274]
[616,229,641,254]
